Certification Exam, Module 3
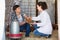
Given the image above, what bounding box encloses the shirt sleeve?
[36,22,46,27]
[36,14,48,27]
[32,15,40,21]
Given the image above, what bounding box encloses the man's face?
[15,7,21,13]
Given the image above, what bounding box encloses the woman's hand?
[30,22,36,25]
[30,22,36,26]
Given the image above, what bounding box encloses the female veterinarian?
[31,2,53,38]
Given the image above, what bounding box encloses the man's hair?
[13,5,20,11]
[37,2,48,10]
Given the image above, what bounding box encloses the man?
[8,5,30,37]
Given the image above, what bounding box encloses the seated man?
[8,5,30,37]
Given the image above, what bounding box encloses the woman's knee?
[33,30,39,36]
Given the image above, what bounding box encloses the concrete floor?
[6,30,58,40]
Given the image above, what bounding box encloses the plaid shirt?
[7,12,24,25]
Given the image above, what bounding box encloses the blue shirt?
[11,12,24,22]
[17,15,23,22]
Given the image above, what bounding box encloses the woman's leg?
[33,24,51,37]
[33,30,50,37]
[33,24,39,29]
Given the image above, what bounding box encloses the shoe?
[25,35,29,37]
[46,35,51,38]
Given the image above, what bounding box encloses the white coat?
[32,10,53,34]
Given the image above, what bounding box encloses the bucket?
[9,20,22,39]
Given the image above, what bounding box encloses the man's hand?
[20,22,25,26]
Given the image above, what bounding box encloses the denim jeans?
[20,23,30,36]
[33,24,50,37]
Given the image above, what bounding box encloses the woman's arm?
[31,14,47,27]
[31,19,46,27]
[32,14,41,21]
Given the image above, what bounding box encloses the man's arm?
[23,14,32,24]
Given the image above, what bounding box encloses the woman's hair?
[13,5,20,11]
[37,2,48,10]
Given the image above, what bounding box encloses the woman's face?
[37,5,42,12]
[15,7,21,14]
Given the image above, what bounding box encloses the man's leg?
[24,23,30,37]
[20,25,25,32]
[20,23,30,37]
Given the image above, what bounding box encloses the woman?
[31,2,53,38]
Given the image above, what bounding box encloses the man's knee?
[26,23,30,26]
